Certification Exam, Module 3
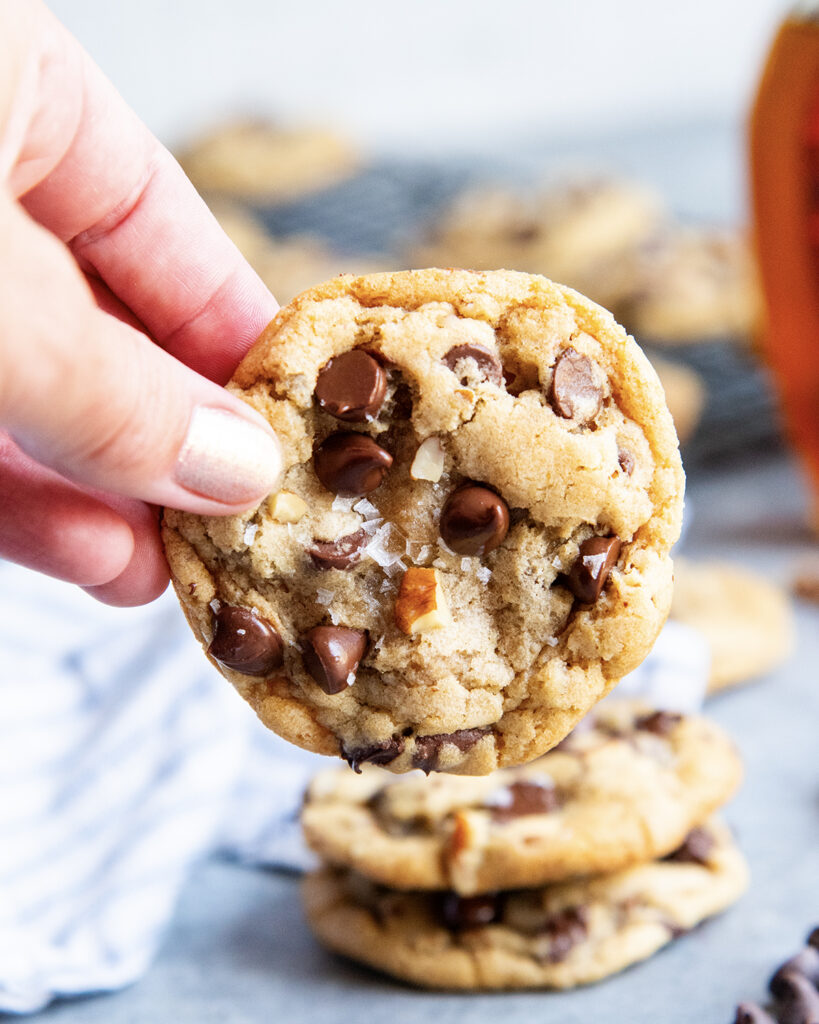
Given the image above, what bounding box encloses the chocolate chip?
[301,625,367,694]
[208,606,283,676]
[565,535,621,603]
[440,484,510,556]
[636,710,683,737]
[315,350,387,422]
[442,343,503,387]
[664,827,715,866]
[314,432,393,496]
[550,347,603,424]
[771,970,819,1024]
[440,893,502,930]
[342,736,406,773]
[734,1002,778,1024]
[486,779,562,822]
[618,448,635,475]
[410,727,489,774]
[537,906,588,963]
[308,529,368,571]
[771,947,819,997]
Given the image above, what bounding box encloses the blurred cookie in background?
[670,559,795,694]
[617,227,762,346]
[210,200,384,303]
[178,118,359,201]
[410,177,665,310]
[648,354,706,445]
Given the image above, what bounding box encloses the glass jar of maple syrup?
[750,3,819,529]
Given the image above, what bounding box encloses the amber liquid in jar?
[750,7,819,528]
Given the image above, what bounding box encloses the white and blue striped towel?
[0,558,708,1014]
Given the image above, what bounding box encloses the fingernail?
[174,407,282,504]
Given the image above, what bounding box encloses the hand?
[0,1,283,606]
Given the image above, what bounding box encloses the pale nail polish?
[174,407,282,504]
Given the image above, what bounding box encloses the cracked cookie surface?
[162,269,684,773]
[302,816,748,990]
[302,701,742,894]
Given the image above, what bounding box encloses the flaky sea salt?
[476,566,492,584]
[460,557,472,572]
[353,498,380,519]
[361,517,384,536]
[208,599,221,614]
[366,523,406,568]
[332,495,355,513]
[316,588,335,606]
[545,636,559,647]
[243,523,258,545]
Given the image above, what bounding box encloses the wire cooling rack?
[251,157,783,470]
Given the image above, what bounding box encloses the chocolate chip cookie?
[162,269,684,774]
[302,701,742,894]
[671,559,794,694]
[302,816,748,990]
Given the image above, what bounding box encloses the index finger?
[5,1,278,384]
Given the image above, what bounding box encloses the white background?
[51,0,790,155]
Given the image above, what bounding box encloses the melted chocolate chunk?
[664,826,715,866]
[315,350,387,422]
[412,727,489,774]
[442,343,503,386]
[550,347,603,425]
[486,780,562,822]
[771,970,819,1024]
[439,484,510,556]
[734,1003,778,1024]
[440,892,502,930]
[208,606,283,676]
[636,710,683,737]
[342,736,405,773]
[301,625,367,694]
[565,535,621,603]
[308,529,368,571]
[313,432,393,496]
[538,906,589,963]
[770,946,819,997]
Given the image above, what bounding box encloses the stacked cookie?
[301,701,749,989]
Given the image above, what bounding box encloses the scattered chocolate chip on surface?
[734,1003,778,1024]
[308,529,368,570]
[770,947,819,996]
[313,432,393,496]
[565,535,622,603]
[315,349,387,422]
[439,484,510,556]
[302,625,368,694]
[550,347,603,424]
[442,343,503,386]
[208,605,283,676]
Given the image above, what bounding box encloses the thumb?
[0,192,282,514]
